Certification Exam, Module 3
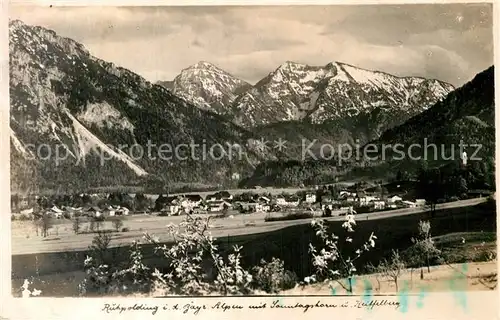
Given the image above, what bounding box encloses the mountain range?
[241,66,495,187]
[158,60,454,130]
[9,19,491,193]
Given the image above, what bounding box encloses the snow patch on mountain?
[232,60,454,127]
[158,61,251,115]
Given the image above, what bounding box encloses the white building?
[339,191,353,198]
[402,200,417,208]
[462,151,467,166]
[305,193,316,203]
[162,205,180,216]
[231,172,241,181]
[415,199,426,207]
[387,195,403,203]
[370,200,386,210]
[258,196,271,203]
[359,195,379,206]
[208,200,231,212]
[275,196,287,206]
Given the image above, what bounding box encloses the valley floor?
[11,197,487,255]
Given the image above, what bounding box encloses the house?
[217,191,233,201]
[305,193,317,204]
[178,195,202,210]
[161,204,181,216]
[115,206,130,216]
[285,196,300,207]
[340,206,355,213]
[360,195,379,206]
[357,191,367,205]
[20,208,34,215]
[104,206,116,217]
[339,191,353,198]
[85,206,102,217]
[205,193,222,203]
[65,207,82,218]
[231,172,241,181]
[258,196,271,204]
[345,196,356,203]
[401,200,417,208]
[387,195,403,204]
[370,200,386,210]
[239,202,270,212]
[415,199,426,207]
[260,203,271,212]
[275,196,287,206]
[154,194,171,211]
[207,200,231,212]
[49,206,64,219]
[339,191,357,202]
[184,194,203,206]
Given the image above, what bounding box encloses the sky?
[10,4,494,87]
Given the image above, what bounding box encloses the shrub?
[306,211,377,293]
[252,258,298,293]
[80,232,151,296]
[18,214,30,221]
[406,221,441,272]
[121,227,130,232]
[474,250,497,262]
[144,214,253,296]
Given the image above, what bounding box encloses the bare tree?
[96,220,104,232]
[377,250,406,292]
[112,218,124,232]
[33,218,40,236]
[72,216,81,234]
[366,263,382,292]
[40,214,53,238]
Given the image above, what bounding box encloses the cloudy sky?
[10,4,493,87]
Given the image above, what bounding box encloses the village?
[11,182,432,222]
